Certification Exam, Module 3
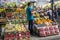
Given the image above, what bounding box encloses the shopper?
[26,2,35,35]
[54,9,58,19]
[47,8,52,20]
[57,8,60,16]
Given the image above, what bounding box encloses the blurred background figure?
[47,8,52,20]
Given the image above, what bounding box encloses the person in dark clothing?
[54,10,58,19]
[57,8,60,16]
[26,2,35,35]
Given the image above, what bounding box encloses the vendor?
[26,2,35,35]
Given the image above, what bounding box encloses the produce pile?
[34,18,53,25]
[33,11,53,26]
[3,6,30,40]
[33,24,59,37]
[33,13,59,37]
[4,23,30,40]
[33,17,59,37]
[32,9,59,37]
[0,3,30,40]
[5,23,27,32]
[0,8,5,13]
[5,7,27,23]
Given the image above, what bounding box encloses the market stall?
[0,1,30,40]
[32,9,59,37]
[0,0,60,40]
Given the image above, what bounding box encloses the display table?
[33,24,59,37]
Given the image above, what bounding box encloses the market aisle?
[31,34,60,40]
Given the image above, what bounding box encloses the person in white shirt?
[47,8,52,20]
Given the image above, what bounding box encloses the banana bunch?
[5,23,16,32]
[0,8,5,13]
[15,24,27,32]
[5,23,27,32]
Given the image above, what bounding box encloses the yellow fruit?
[42,19,47,23]
[47,19,53,23]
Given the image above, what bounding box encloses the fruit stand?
[32,10,59,37]
[4,6,30,40]
[0,2,30,40]
[0,0,60,40]
[4,23,30,40]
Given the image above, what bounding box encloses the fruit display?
[4,31,30,40]
[32,9,59,37]
[4,23,30,40]
[15,24,27,32]
[33,12,40,17]
[5,23,28,32]
[33,12,59,37]
[34,18,53,25]
[0,2,30,40]
[32,9,53,25]
[0,8,5,13]
[0,18,6,22]
[5,2,16,7]
[5,23,15,32]
[33,24,59,37]
[15,8,25,13]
